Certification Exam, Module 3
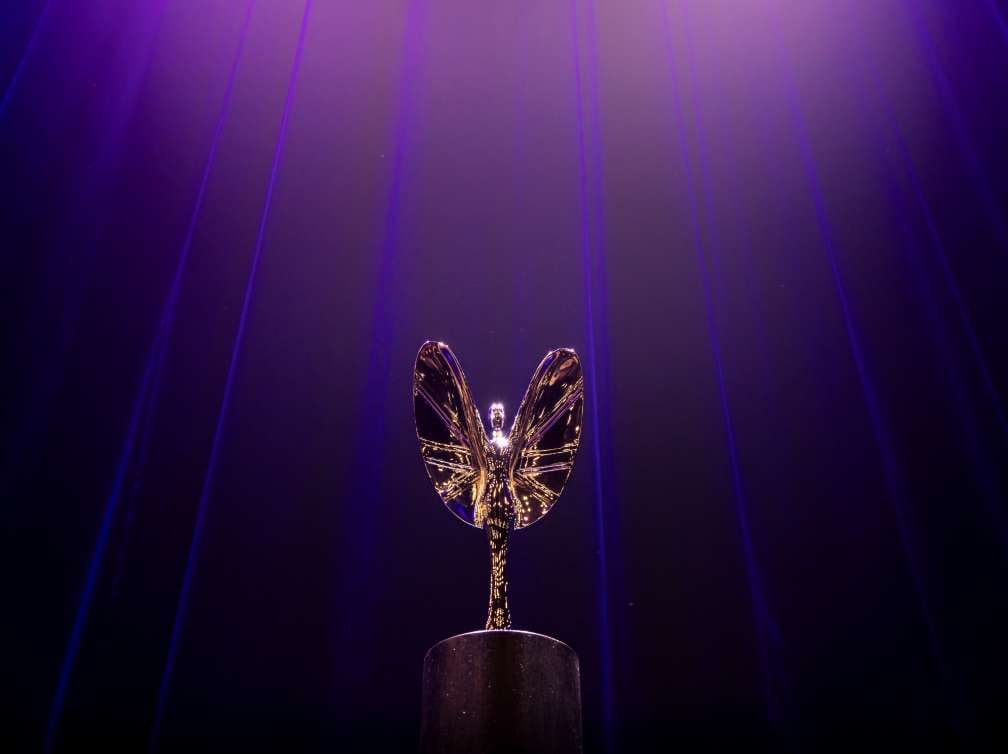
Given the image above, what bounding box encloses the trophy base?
[419,629,583,754]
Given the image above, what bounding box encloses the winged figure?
[412,341,584,630]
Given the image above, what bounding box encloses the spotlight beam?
[147,3,312,750]
[0,0,54,119]
[660,0,780,725]
[568,0,615,747]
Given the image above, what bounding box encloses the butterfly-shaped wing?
[413,341,488,527]
[508,348,584,529]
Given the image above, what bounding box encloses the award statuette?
[413,341,585,754]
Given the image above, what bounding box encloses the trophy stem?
[485,519,511,630]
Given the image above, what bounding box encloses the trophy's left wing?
[508,348,584,529]
[413,341,488,527]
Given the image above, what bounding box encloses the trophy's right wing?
[412,341,488,527]
[507,348,584,529]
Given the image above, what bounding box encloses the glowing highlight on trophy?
[489,403,509,449]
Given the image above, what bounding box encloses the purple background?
[3,0,1008,751]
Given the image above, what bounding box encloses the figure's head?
[489,402,505,431]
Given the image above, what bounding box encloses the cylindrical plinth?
[419,630,582,754]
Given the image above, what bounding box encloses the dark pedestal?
[419,630,583,754]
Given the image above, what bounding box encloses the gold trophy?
[412,341,584,629]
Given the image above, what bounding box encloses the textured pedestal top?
[420,630,583,754]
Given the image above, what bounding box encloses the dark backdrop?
[2,1,1007,752]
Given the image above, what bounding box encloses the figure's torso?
[476,440,514,529]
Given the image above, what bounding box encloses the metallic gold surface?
[412,341,584,630]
